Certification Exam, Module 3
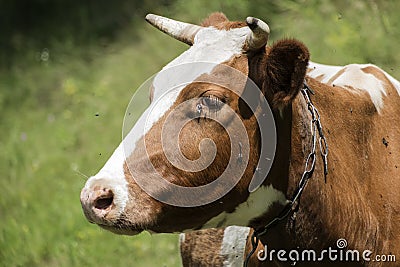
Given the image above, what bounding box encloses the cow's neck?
[250,82,329,249]
[258,104,293,199]
[257,79,389,255]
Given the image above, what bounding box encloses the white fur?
[84,26,252,212]
[308,61,343,83]
[332,64,387,111]
[220,226,251,267]
[308,61,400,113]
[202,185,288,229]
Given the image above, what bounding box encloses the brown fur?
[263,39,310,108]
[201,12,228,27]
[180,228,226,266]
[201,12,246,29]
[181,228,268,267]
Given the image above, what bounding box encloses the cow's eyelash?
[200,95,223,109]
[196,95,224,120]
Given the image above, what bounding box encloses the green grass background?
[1,0,399,266]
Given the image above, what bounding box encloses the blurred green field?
[1,1,399,266]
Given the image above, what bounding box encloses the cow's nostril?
[94,191,114,210]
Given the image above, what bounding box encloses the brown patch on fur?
[201,12,228,27]
[201,12,246,30]
[313,73,326,82]
[362,65,398,94]
[327,67,346,85]
[214,21,247,30]
[180,229,225,266]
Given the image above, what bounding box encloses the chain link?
[303,84,329,177]
[244,82,329,267]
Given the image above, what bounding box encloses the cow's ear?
[263,39,309,109]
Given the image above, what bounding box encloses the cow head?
[80,13,309,235]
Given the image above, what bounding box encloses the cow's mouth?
[98,224,143,236]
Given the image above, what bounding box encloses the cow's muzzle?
[80,185,115,224]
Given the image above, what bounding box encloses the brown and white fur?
[180,59,400,266]
[80,13,400,266]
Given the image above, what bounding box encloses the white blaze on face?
[82,26,253,213]
[308,61,400,113]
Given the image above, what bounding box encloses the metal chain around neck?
[244,81,329,267]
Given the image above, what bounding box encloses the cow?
[80,12,400,266]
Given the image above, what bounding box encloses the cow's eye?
[194,94,226,120]
[200,95,223,111]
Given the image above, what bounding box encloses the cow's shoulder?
[308,62,400,113]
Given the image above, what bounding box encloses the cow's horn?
[145,14,203,45]
[245,17,270,51]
